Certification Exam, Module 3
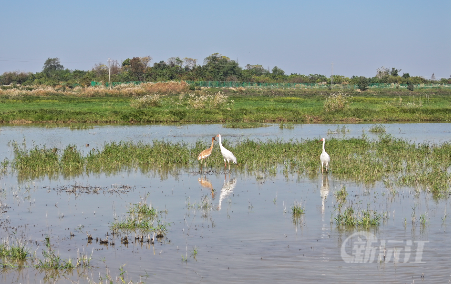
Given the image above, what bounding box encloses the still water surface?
[0,123,450,283]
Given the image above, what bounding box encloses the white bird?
[320,138,330,173]
[216,134,237,170]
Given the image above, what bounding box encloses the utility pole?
[331,62,334,86]
[107,58,112,87]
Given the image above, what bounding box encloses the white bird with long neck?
[216,134,237,170]
[320,138,330,173]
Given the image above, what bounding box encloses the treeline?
[1,53,449,87]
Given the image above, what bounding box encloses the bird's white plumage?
[320,138,330,173]
[217,134,237,168]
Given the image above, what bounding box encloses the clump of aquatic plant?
[35,237,92,269]
[335,206,381,228]
[368,124,386,133]
[12,141,59,172]
[127,195,157,216]
[110,197,169,235]
[279,122,295,129]
[335,186,348,205]
[324,92,351,112]
[327,125,349,134]
[192,246,198,257]
[0,238,29,260]
[419,213,428,226]
[291,202,305,216]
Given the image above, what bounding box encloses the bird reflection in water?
[320,174,329,216]
[198,176,215,199]
[218,174,237,210]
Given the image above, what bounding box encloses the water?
[0,123,450,283]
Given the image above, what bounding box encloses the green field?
[0,85,450,124]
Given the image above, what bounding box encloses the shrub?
[357,76,369,91]
[187,91,233,110]
[130,94,161,109]
[324,93,350,112]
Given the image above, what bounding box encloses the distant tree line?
[1,54,450,87]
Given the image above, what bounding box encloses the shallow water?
[0,123,450,283]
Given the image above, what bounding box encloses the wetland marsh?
[0,123,450,283]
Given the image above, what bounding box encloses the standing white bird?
[216,134,237,170]
[320,138,330,173]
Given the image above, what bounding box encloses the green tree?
[130,57,146,81]
[271,66,285,79]
[0,71,31,85]
[390,68,401,77]
[357,76,369,91]
[202,53,242,81]
[122,58,131,67]
[42,58,64,75]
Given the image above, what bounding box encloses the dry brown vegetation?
[0,81,190,98]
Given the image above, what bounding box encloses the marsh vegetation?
[7,135,451,198]
[0,124,450,283]
[1,82,451,124]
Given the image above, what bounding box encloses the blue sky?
[1,0,450,79]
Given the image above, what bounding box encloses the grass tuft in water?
[368,124,386,133]
[335,186,348,207]
[279,122,295,129]
[335,205,381,228]
[111,196,169,235]
[291,202,305,216]
[35,237,92,270]
[0,239,29,260]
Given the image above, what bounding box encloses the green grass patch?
[368,124,386,133]
[1,88,451,123]
[0,239,29,260]
[110,196,169,236]
[335,206,381,228]
[291,202,305,215]
[6,135,451,198]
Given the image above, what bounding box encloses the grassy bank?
[1,83,450,123]
[6,135,451,198]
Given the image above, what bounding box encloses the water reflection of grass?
[222,122,267,128]
[8,135,451,198]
